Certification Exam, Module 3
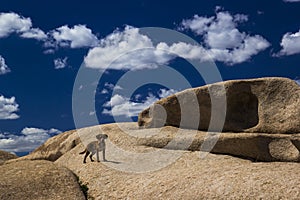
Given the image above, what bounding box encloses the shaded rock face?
[0,150,18,165]
[136,125,300,162]
[0,160,85,200]
[138,77,300,133]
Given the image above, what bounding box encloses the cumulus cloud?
[0,12,46,40]
[103,89,177,117]
[0,12,31,37]
[84,26,173,70]
[85,10,269,70]
[20,28,47,40]
[275,30,300,56]
[102,94,157,117]
[179,10,270,65]
[0,127,61,153]
[0,55,11,75]
[0,95,19,119]
[0,12,99,51]
[54,57,68,69]
[49,25,99,48]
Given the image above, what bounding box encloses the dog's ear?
[96,134,108,140]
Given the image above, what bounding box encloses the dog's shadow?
[103,160,121,164]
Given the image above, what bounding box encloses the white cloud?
[0,13,98,51]
[50,25,99,48]
[0,12,46,41]
[101,89,109,94]
[105,94,127,107]
[0,127,61,153]
[275,30,300,56]
[100,82,123,94]
[283,0,300,2]
[180,10,270,65]
[102,94,157,117]
[20,28,47,40]
[43,49,55,54]
[85,10,269,70]
[0,55,11,75]
[54,57,68,69]
[159,88,177,98]
[0,12,31,38]
[104,82,123,90]
[84,25,173,70]
[180,15,214,35]
[103,89,177,117]
[0,95,19,120]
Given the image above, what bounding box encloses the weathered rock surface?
[0,160,85,200]
[0,150,18,165]
[138,77,300,133]
[18,129,81,161]
[13,123,299,199]
[52,123,300,199]
[136,126,300,162]
[6,122,300,199]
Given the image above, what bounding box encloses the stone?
[12,123,300,199]
[52,123,300,199]
[268,139,300,161]
[136,125,300,162]
[138,77,300,133]
[19,130,80,161]
[0,160,85,200]
[0,150,18,165]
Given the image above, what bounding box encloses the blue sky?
[0,0,299,155]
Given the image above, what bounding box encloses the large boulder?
[138,77,300,133]
[11,123,300,198]
[52,123,300,199]
[0,160,85,200]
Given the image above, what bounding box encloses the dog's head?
[96,134,108,141]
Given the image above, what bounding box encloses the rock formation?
[138,77,300,133]
[28,123,300,199]
[1,77,300,199]
[2,122,300,199]
[0,160,85,200]
[19,129,81,161]
[0,150,18,165]
[136,125,300,162]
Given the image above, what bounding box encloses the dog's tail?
[79,149,86,154]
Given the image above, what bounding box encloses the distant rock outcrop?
[19,130,81,161]
[0,160,85,200]
[138,77,300,133]
[0,150,18,165]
